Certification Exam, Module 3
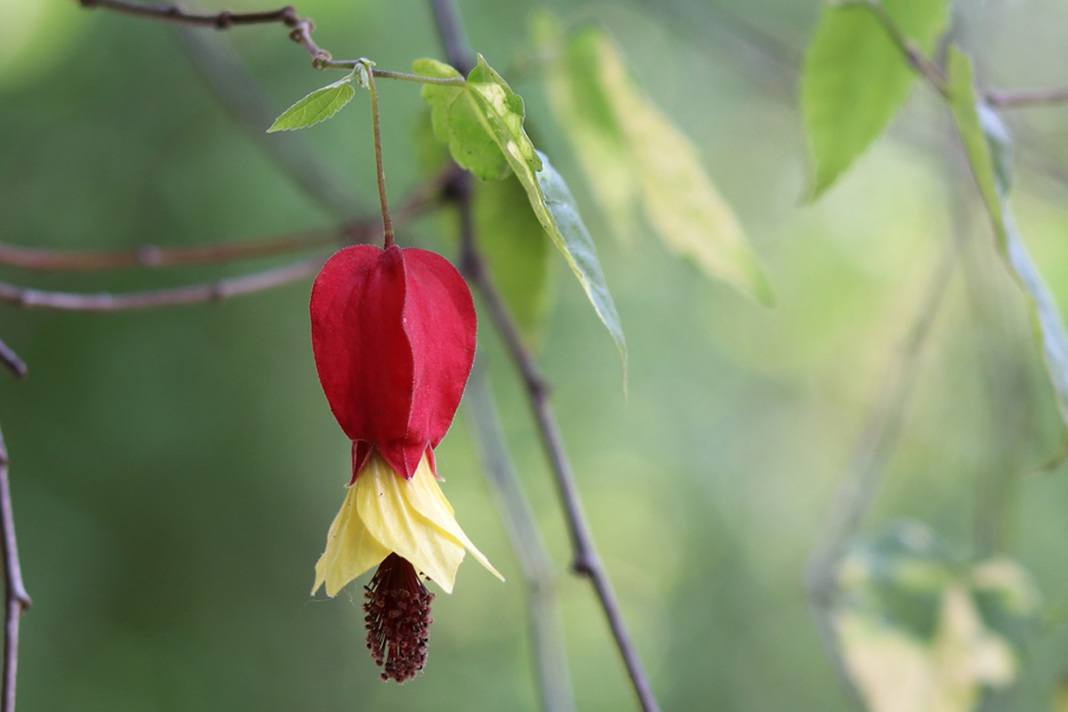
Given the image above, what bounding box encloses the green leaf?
[267,75,356,133]
[538,18,773,305]
[475,177,554,346]
[946,47,1068,427]
[413,54,626,367]
[412,59,508,180]
[802,0,950,197]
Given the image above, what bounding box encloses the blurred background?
[3,0,1068,709]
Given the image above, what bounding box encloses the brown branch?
[0,256,323,311]
[79,0,335,67]
[81,0,466,83]
[465,361,575,712]
[428,2,659,705]
[0,429,30,712]
[986,86,1068,108]
[0,344,26,381]
[0,227,348,272]
[450,170,660,712]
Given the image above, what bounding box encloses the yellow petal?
[406,456,505,583]
[355,455,465,594]
[312,484,391,597]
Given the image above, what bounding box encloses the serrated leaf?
[946,47,1068,427]
[802,0,950,197]
[538,18,773,305]
[414,54,626,368]
[475,177,554,346]
[267,76,356,133]
[413,58,508,180]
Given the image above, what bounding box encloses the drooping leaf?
[267,75,356,133]
[836,523,1040,711]
[537,18,636,244]
[538,17,773,305]
[946,47,1068,427]
[413,55,626,367]
[475,177,554,346]
[801,0,951,197]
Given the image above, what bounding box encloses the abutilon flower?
[309,244,502,683]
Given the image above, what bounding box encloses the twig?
[0,256,324,311]
[0,344,26,381]
[0,429,31,712]
[805,240,958,707]
[83,0,466,85]
[0,180,440,312]
[451,171,660,711]
[429,2,658,705]
[0,227,351,272]
[986,86,1068,108]
[465,361,575,712]
[80,0,335,67]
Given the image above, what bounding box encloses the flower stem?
[361,60,394,248]
[321,62,466,86]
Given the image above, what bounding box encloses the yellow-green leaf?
[267,76,356,133]
[836,524,1039,712]
[802,0,950,197]
[539,19,772,305]
[413,59,508,180]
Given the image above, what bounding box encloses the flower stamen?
[363,553,434,682]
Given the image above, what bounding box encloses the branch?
[0,344,26,381]
[0,256,323,311]
[805,240,958,706]
[80,0,335,66]
[0,429,30,712]
[986,86,1068,109]
[0,227,349,272]
[83,0,465,84]
[451,173,660,712]
[465,361,575,712]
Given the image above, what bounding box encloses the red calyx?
[310,245,476,480]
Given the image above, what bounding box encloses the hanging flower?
[309,244,502,682]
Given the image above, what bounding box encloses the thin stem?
[805,239,958,707]
[80,0,334,67]
[465,361,575,712]
[0,256,324,312]
[0,227,350,272]
[986,86,1068,108]
[453,170,660,712]
[321,63,467,85]
[362,62,394,249]
[0,428,30,712]
[0,343,26,381]
[371,69,466,85]
[0,176,444,272]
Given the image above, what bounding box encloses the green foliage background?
[3,0,1068,709]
